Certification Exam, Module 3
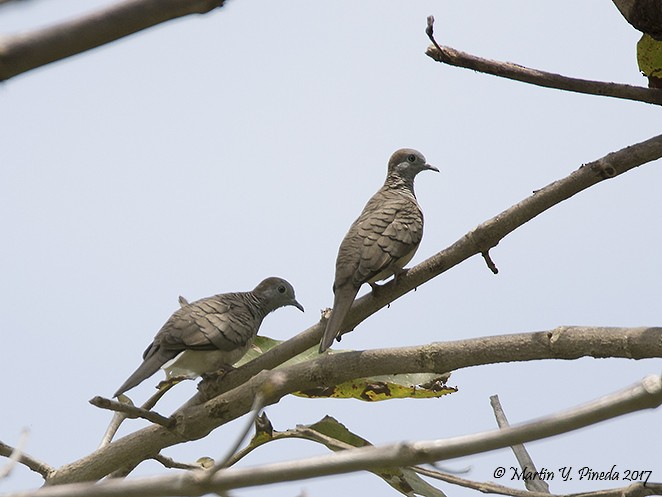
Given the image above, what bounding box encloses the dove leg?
[393,267,410,283]
[201,364,236,382]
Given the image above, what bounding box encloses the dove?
[114,277,303,397]
[319,148,438,353]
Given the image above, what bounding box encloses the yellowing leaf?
[238,336,457,401]
[296,373,456,401]
[637,33,662,87]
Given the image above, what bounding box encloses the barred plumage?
[114,277,303,397]
[319,149,438,353]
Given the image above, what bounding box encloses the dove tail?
[113,353,168,398]
[319,286,359,353]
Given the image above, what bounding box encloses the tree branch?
[490,395,550,493]
[46,326,662,484]
[0,430,29,480]
[89,397,175,430]
[424,17,662,106]
[0,438,54,480]
[6,375,661,497]
[0,0,225,81]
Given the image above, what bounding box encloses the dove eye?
[277,285,286,294]
[407,154,416,163]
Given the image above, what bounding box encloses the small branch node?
[481,250,499,274]
[425,15,444,54]
[590,159,617,179]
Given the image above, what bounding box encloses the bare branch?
[6,376,661,497]
[46,326,662,485]
[414,465,543,497]
[89,396,174,430]
[99,385,178,449]
[98,412,128,450]
[424,17,662,106]
[0,0,225,81]
[0,437,53,480]
[204,372,288,476]
[0,430,29,480]
[490,395,550,493]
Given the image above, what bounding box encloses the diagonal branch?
[0,430,29,480]
[46,326,662,484]
[0,0,225,82]
[424,17,662,106]
[7,375,662,497]
[490,395,550,493]
[0,439,54,480]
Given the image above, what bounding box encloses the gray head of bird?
[387,148,439,180]
[253,277,305,313]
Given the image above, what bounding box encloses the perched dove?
[319,148,438,353]
[114,277,304,397]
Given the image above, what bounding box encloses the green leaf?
[308,416,447,497]
[227,415,448,496]
[637,33,662,88]
[236,335,319,367]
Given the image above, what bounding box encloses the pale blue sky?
[1,1,660,496]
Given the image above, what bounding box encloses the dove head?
[253,277,304,313]
[388,149,439,180]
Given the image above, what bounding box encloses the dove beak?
[425,163,439,172]
[291,300,305,312]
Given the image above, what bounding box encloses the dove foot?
[393,267,410,284]
[201,365,235,382]
[157,375,190,391]
[369,281,384,295]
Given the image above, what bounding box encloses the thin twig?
[224,424,358,468]
[152,454,202,471]
[414,465,550,497]
[481,250,499,274]
[490,395,550,493]
[0,430,29,480]
[89,396,175,429]
[425,16,662,106]
[202,371,288,478]
[0,436,53,480]
[210,392,266,471]
[99,381,178,448]
[98,411,128,449]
